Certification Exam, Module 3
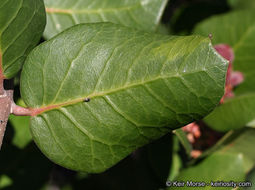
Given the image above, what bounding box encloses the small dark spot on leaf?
[84,98,90,102]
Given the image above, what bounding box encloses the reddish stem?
[10,103,61,116]
[10,102,32,116]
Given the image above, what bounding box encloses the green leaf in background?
[228,0,255,10]
[0,175,12,189]
[9,99,31,149]
[218,128,255,172]
[20,23,227,173]
[168,152,246,190]
[204,94,255,132]
[193,128,255,174]
[167,128,255,190]
[0,0,46,78]
[43,0,168,39]
[167,136,182,181]
[9,115,31,149]
[194,10,255,95]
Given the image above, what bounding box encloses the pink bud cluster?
[214,44,244,103]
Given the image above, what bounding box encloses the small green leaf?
[0,0,46,78]
[169,152,246,190]
[44,0,168,39]
[173,128,192,155]
[168,153,182,181]
[167,136,182,181]
[21,23,227,173]
[204,94,255,131]
[194,10,255,95]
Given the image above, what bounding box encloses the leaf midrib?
[30,70,209,116]
[45,3,142,15]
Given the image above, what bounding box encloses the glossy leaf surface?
[0,0,46,78]
[44,0,168,39]
[21,23,227,172]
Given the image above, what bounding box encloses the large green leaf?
[168,152,246,190]
[0,0,46,78]
[194,10,255,95]
[204,94,255,132]
[20,23,227,173]
[44,0,168,39]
